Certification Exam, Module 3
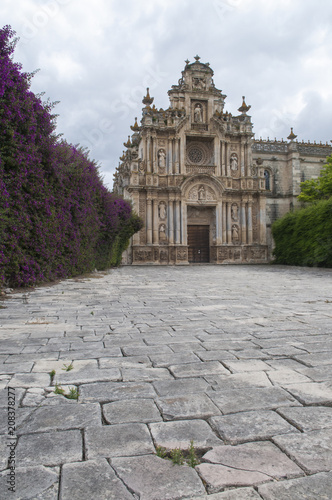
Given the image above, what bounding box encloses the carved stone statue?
[198,185,206,200]
[159,224,167,242]
[158,149,166,169]
[232,224,239,242]
[230,153,238,171]
[159,202,166,220]
[231,203,238,221]
[194,103,203,123]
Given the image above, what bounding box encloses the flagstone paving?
[1,264,332,499]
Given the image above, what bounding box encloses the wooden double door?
[188,225,210,263]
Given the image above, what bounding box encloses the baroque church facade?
[113,56,331,265]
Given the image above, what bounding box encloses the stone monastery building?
[113,56,332,265]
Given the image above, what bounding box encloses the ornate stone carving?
[158,149,166,172]
[210,247,217,260]
[188,185,216,202]
[159,224,167,244]
[250,247,266,260]
[186,141,213,166]
[198,185,206,200]
[134,250,152,262]
[230,153,238,171]
[233,249,241,260]
[188,146,204,164]
[231,203,239,221]
[192,77,206,90]
[218,248,229,260]
[186,165,215,174]
[139,161,146,173]
[159,202,167,220]
[160,249,168,261]
[176,248,187,260]
[194,103,203,122]
[232,224,240,243]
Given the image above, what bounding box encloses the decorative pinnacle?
[194,55,201,61]
[238,96,251,114]
[287,127,297,141]
[123,136,131,148]
[185,59,190,65]
[142,88,154,106]
[130,117,140,131]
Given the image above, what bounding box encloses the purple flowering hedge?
[0,26,142,288]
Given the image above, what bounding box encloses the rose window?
[188,147,203,163]
[187,143,210,165]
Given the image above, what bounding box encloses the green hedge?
[272,198,332,267]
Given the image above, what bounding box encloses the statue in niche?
[230,153,238,171]
[158,149,166,169]
[159,202,167,220]
[232,224,239,242]
[194,103,203,123]
[159,224,167,243]
[231,203,239,221]
[198,185,206,200]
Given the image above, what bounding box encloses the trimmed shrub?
[272,198,332,268]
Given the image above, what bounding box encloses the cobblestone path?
[1,265,332,499]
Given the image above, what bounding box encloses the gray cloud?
[2,0,332,188]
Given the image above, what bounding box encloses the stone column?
[175,200,181,244]
[226,142,230,176]
[132,191,140,245]
[240,141,245,176]
[152,137,157,173]
[216,202,223,244]
[175,139,180,174]
[215,139,221,176]
[153,199,159,244]
[241,202,247,244]
[168,139,173,174]
[168,199,174,244]
[221,141,225,176]
[247,202,253,245]
[246,142,251,176]
[180,137,185,174]
[182,202,187,244]
[146,198,152,244]
[222,201,227,243]
[259,196,267,245]
[147,136,151,172]
[227,202,232,243]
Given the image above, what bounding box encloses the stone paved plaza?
[1,264,332,499]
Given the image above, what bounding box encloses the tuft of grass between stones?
[156,440,200,467]
[49,370,56,384]
[54,383,78,400]
[62,362,73,371]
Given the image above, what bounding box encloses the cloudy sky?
[2,0,332,188]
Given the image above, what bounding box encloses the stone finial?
[194,55,201,61]
[238,96,251,114]
[123,136,131,148]
[185,59,190,65]
[130,117,140,131]
[142,88,154,106]
[287,127,297,141]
